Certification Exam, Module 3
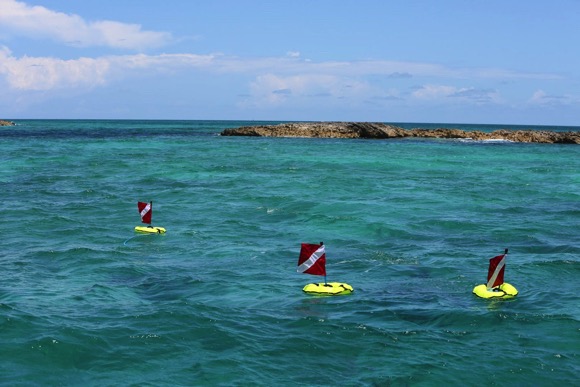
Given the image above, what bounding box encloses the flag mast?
[320,241,327,285]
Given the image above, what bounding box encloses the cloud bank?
[0,0,172,50]
[0,46,215,90]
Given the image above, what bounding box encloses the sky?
[0,0,579,125]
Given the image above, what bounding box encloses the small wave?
[458,138,514,144]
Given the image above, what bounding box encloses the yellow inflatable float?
[303,282,354,296]
[472,283,518,299]
[297,242,354,296]
[134,226,166,234]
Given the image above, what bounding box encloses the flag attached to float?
[138,201,152,224]
[134,201,165,234]
[297,242,326,276]
[486,251,507,289]
[472,248,517,299]
[297,242,353,296]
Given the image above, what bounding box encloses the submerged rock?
[221,122,580,144]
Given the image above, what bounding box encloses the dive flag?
[297,243,326,276]
[486,253,507,289]
[138,201,152,224]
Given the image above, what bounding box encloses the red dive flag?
[486,252,507,289]
[138,201,152,224]
[297,243,326,276]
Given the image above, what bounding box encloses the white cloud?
[412,84,501,104]
[1,37,564,110]
[208,56,561,89]
[529,90,547,102]
[0,0,172,50]
[248,74,317,105]
[2,42,552,113]
[246,73,376,107]
[0,45,108,89]
[412,84,458,100]
[528,89,578,106]
[0,46,214,90]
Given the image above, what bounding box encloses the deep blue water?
[1,120,578,385]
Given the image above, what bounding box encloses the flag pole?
[321,241,327,285]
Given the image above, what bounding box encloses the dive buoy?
[135,201,166,234]
[303,282,353,296]
[297,242,353,296]
[472,283,518,299]
[135,226,166,234]
[473,248,517,299]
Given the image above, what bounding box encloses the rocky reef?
[0,120,15,126]
[221,122,580,144]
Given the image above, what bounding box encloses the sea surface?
[1,120,579,386]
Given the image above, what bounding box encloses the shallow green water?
[1,120,578,385]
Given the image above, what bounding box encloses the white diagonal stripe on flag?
[140,203,151,219]
[297,245,325,273]
[487,255,506,289]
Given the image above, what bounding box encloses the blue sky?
[1,0,579,125]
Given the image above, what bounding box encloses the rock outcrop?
[220,122,580,144]
[0,120,15,126]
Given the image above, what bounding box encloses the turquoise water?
[1,120,578,386]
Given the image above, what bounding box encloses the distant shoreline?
[221,122,580,144]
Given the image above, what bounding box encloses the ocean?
[1,120,578,386]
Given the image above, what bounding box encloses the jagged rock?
[0,120,15,126]
[221,122,407,139]
[221,122,580,144]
